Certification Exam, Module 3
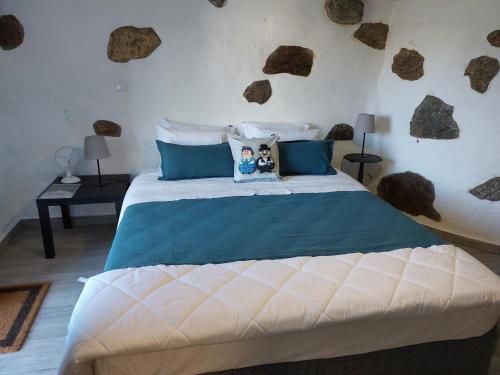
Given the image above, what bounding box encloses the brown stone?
[208,0,226,7]
[93,120,122,137]
[243,80,272,105]
[487,30,500,47]
[326,123,354,140]
[392,48,424,81]
[263,46,314,77]
[107,26,161,63]
[0,15,24,50]
[464,56,499,94]
[470,178,500,201]
[377,172,441,222]
[410,95,459,140]
[325,0,364,25]
[353,23,389,50]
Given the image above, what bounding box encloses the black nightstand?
[342,153,383,184]
[36,174,130,259]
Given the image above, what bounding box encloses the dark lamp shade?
[84,135,110,160]
[355,113,375,134]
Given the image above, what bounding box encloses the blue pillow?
[278,140,337,176]
[156,141,234,180]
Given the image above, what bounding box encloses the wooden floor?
[0,221,499,374]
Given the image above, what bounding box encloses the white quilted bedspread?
[59,245,500,375]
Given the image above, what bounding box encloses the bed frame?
[211,329,496,375]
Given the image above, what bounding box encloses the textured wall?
[370,0,500,244]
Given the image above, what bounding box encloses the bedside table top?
[37,174,130,205]
[343,153,383,163]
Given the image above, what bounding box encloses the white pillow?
[236,121,309,138]
[243,126,321,142]
[156,126,226,146]
[159,118,237,135]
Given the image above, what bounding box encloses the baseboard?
[0,215,117,252]
[426,226,500,255]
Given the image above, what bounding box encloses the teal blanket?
[104,191,444,271]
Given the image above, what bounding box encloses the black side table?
[342,153,383,184]
[36,174,130,259]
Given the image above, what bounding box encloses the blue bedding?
[104,191,444,271]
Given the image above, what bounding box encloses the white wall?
[371,0,500,244]
[1,0,498,245]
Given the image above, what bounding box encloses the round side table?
[342,153,383,184]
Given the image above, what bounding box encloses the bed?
[59,171,500,375]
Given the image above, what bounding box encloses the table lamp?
[355,113,375,157]
[84,135,110,187]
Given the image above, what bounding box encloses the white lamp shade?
[355,113,375,134]
[84,135,110,160]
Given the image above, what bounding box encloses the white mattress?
[59,172,500,375]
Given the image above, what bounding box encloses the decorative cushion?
[279,140,337,176]
[156,141,234,181]
[227,135,281,183]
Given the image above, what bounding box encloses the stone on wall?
[107,26,161,63]
[325,0,364,25]
[243,80,272,105]
[487,30,500,47]
[208,0,226,7]
[263,46,314,77]
[392,48,424,81]
[470,178,500,201]
[410,95,459,139]
[93,120,122,137]
[464,56,499,94]
[326,123,354,140]
[353,23,389,50]
[0,15,24,50]
[377,172,441,221]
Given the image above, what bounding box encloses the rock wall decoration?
[325,0,364,25]
[326,123,354,140]
[392,48,424,81]
[93,120,122,137]
[208,0,226,7]
[263,46,314,77]
[470,178,500,201]
[107,26,161,63]
[464,56,499,94]
[243,80,272,105]
[377,172,441,221]
[0,15,24,50]
[353,23,389,50]
[410,95,459,139]
[487,30,500,47]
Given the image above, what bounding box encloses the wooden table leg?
[61,205,72,229]
[37,202,55,258]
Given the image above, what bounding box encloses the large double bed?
[59,171,500,375]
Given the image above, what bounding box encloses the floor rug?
[0,282,50,353]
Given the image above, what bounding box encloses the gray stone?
[326,123,354,140]
[353,23,389,50]
[464,56,499,94]
[325,0,364,25]
[487,30,500,47]
[392,48,424,81]
[0,15,24,50]
[93,120,122,137]
[107,26,161,63]
[208,0,226,8]
[243,80,272,105]
[470,178,500,201]
[410,95,459,140]
[377,172,441,221]
[263,45,314,77]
